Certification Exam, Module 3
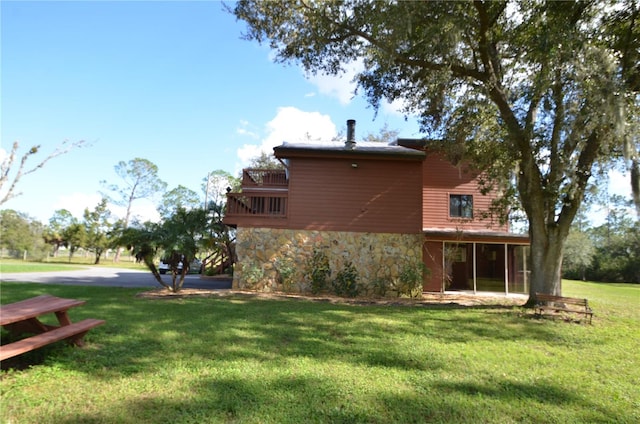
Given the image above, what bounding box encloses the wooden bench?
[534,292,593,323]
[1,295,105,361]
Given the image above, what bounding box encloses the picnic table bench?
[0,294,105,361]
[534,292,593,324]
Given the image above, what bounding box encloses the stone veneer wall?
[233,227,424,297]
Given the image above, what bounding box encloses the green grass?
[0,257,149,272]
[1,281,638,423]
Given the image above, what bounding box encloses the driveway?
[0,267,232,290]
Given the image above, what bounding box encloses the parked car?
[158,257,202,274]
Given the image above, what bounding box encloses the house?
[224,120,530,296]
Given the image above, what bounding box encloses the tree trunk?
[524,225,565,307]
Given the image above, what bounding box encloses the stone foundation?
[233,228,424,297]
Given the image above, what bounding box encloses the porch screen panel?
[508,245,530,294]
[475,243,506,292]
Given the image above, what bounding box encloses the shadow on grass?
[2,283,635,423]
[48,374,628,424]
[1,283,568,375]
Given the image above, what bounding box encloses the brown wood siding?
[422,153,508,232]
[287,157,422,233]
[423,241,443,292]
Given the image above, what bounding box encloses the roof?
[273,141,426,161]
[422,227,530,243]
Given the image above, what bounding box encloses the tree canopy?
[233,0,640,300]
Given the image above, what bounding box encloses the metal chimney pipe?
[346,119,356,149]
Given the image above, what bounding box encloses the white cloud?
[52,192,103,220]
[381,96,414,117]
[236,120,260,139]
[608,169,632,197]
[236,107,337,169]
[52,193,160,224]
[115,198,161,224]
[305,60,364,105]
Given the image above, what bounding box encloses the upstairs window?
[450,194,473,218]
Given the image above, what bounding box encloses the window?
[450,194,473,218]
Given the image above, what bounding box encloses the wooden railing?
[225,192,288,218]
[242,169,288,189]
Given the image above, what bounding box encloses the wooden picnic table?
[0,294,105,361]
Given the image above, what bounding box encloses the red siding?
[422,153,508,232]
[287,157,422,233]
[423,241,443,292]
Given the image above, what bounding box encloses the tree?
[562,230,596,281]
[63,222,85,262]
[101,158,167,261]
[204,170,240,207]
[0,209,47,259]
[233,0,639,303]
[158,185,201,219]
[43,209,76,257]
[247,152,283,170]
[0,139,87,206]
[122,208,208,292]
[588,196,640,283]
[83,198,113,264]
[364,123,400,144]
[606,2,640,217]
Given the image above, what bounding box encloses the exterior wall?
[422,153,508,232]
[233,227,424,297]
[423,241,444,292]
[287,157,423,233]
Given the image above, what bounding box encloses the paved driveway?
[0,267,232,290]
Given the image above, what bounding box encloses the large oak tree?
[232,0,639,302]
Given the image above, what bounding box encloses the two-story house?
[224,120,529,296]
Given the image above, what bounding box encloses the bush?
[305,248,330,294]
[332,261,360,297]
[274,257,296,292]
[393,260,426,297]
[370,275,391,297]
[242,262,264,288]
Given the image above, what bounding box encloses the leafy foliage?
[393,260,426,298]
[158,185,201,219]
[304,248,331,294]
[0,210,47,259]
[332,261,360,297]
[274,256,296,292]
[83,198,114,265]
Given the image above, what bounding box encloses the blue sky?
[1,1,632,226]
[2,0,421,224]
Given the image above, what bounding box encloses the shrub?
[370,275,391,297]
[332,261,360,297]
[274,257,296,292]
[393,260,427,298]
[242,262,264,288]
[305,248,330,294]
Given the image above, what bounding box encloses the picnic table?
[0,294,105,361]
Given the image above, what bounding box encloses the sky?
[0,1,633,226]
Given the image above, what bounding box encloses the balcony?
[223,169,289,227]
[225,192,288,217]
[241,169,288,189]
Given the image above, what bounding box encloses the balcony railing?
[242,169,288,189]
[225,192,288,218]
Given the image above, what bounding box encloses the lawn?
[0,257,149,272]
[0,281,638,423]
